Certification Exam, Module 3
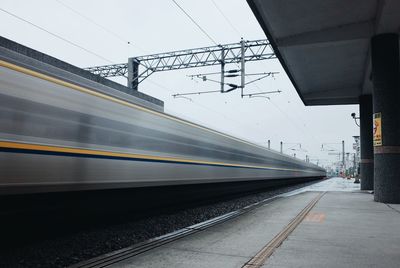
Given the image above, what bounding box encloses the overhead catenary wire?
[266,91,323,148]
[0,7,113,64]
[171,0,218,45]
[187,71,278,78]
[145,79,274,144]
[210,0,241,37]
[185,72,278,97]
[54,0,147,54]
[258,60,323,146]
[172,89,221,97]
[55,0,128,44]
[243,90,281,97]
[244,73,278,86]
[208,0,242,73]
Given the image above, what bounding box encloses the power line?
[251,82,318,147]
[146,79,175,93]
[208,0,242,72]
[172,89,221,97]
[54,0,147,54]
[171,0,218,45]
[210,0,241,37]
[55,0,128,44]
[257,60,324,147]
[268,95,322,146]
[145,79,271,142]
[0,7,113,64]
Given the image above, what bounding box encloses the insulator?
[226,69,239,73]
[224,74,239,77]
[227,84,238,88]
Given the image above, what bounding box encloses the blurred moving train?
[0,37,325,196]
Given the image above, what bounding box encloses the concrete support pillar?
[359,95,374,190]
[371,33,400,203]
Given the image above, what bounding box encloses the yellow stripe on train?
[0,141,315,173]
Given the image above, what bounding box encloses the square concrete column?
[371,33,400,203]
[359,95,374,190]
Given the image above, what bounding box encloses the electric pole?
[342,140,345,176]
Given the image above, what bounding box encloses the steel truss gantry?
[84,39,276,91]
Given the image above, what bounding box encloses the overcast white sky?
[0,0,360,167]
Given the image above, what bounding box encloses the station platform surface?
[111,178,400,268]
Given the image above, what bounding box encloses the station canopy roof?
[247,0,400,105]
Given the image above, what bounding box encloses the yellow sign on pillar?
[373,113,382,146]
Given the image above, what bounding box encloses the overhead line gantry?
[84,39,276,93]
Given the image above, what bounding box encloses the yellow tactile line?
[242,192,326,267]
[0,140,316,173]
[0,59,270,151]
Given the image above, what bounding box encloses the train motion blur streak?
[0,59,325,196]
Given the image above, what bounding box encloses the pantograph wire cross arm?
[83,39,275,79]
[84,63,129,77]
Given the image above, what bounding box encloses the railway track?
[0,179,324,267]
[70,195,282,268]
[70,190,326,268]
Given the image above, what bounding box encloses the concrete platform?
[110,178,400,268]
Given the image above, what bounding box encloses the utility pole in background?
[342,140,345,176]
